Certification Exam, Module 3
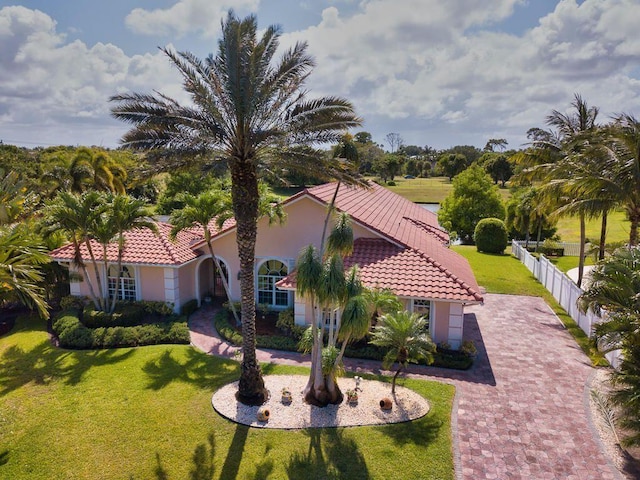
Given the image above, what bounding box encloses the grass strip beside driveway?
[453,246,606,366]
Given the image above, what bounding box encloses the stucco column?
[163,267,181,314]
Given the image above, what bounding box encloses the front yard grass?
[0,315,455,480]
[453,245,606,366]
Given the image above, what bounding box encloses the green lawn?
[382,177,453,203]
[453,245,605,366]
[0,316,455,480]
[383,176,511,204]
[554,209,630,244]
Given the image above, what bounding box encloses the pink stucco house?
[50,182,483,349]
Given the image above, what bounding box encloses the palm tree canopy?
[370,310,435,369]
[0,225,50,319]
[110,12,362,173]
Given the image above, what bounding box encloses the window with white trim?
[257,260,289,307]
[412,299,431,332]
[108,265,137,301]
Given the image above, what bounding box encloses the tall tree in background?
[110,12,361,405]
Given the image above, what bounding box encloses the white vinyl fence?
[512,240,587,257]
[511,240,621,368]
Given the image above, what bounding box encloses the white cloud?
[279,0,640,146]
[125,0,259,38]
[1,0,640,149]
[0,6,184,146]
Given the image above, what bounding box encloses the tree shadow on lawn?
[0,449,8,467]
[152,428,273,480]
[286,428,370,479]
[375,413,442,447]
[142,347,239,391]
[0,340,134,396]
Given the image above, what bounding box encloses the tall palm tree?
[370,310,435,394]
[524,94,601,287]
[110,12,361,405]
[0,225,50,319]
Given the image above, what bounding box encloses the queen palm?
[110,12,361,405]
[370,310,435,394]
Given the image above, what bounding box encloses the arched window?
[108,265,137,301]
[257,260,289,307]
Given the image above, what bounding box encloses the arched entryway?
[195,256,230,306]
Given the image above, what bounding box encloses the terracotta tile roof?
[288,182,482,302]
[278,238,482,302]
[49,222,203,266]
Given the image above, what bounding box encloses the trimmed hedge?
[53,310,189,349]
[214,310,474,370]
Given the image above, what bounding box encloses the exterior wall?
[209,196,380,304]
[138,266,168,302]
[433,301,451,345]
[178,262,197,307]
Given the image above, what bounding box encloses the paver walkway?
[189,293,620,480]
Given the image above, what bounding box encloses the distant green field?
[554,209,630,244]
[383,176,511,204]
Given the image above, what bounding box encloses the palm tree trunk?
[85,239,106,311]
[230,162,267,406]
[535,218,543,251]
[599,211,608,261]
[109,239,125,314]
[577,213,586,288]
[334,332,350,368]
[73,237,101,310]
[392,364,404,395]
[629,206,640,247]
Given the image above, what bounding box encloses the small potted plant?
[346,389,358,405]
[281,387,293,404]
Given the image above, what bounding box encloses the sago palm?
[110,11,361,405]
[370,311,435,394]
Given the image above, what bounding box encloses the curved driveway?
[189,293,620,480]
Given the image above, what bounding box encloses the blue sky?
[1,0,639,150]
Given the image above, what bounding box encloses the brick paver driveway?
[189,293,620,479]
[454,293,619,480]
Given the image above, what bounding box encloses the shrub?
[181,299,199,317]
[387,180,396,186]
[59,295,86,312]
[256,335,299,351]
[214,310,242,345]
[138,300,175,317]
[276,309,295,334]
[474,218,508,254]
[52,311,189,349]
[460,340,477,357]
